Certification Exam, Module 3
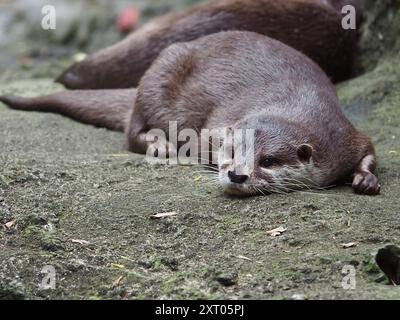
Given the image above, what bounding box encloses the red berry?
[117,7,140,33]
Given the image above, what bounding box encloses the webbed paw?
[352,172,381,195]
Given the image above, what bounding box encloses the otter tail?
[0,89,137,132]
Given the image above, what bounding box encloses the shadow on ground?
[0,0,399,299]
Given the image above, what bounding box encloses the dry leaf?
[151,211,178,219]
[234,255,252,261]
[267,226,287,237]
[111,153,129,157]
[342,242,358,249]
[71,239,91,245]
[4,220,15,229]
[111,276,125,289]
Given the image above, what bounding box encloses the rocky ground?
[0,0,399,299]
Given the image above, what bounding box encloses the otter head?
[217,116,321,196]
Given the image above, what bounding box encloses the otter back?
[57,0,361,89]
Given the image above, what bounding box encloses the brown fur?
[0,89,136,131]
[57,0,361,89]
[0,31,380,195]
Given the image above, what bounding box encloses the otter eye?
[260,157,278,168]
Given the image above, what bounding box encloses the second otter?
[57,0,361,89]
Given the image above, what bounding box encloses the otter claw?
[352,172,381,195]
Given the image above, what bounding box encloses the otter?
[0,31,380,196]
[57,0,361,90]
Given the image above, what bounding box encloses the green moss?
[23,225,64,252]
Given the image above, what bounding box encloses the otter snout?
[228,171,249,184]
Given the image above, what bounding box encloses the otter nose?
[228,171,248,184]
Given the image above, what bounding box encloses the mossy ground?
[0,0,399,300]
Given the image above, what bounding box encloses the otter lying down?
[0,31,380,196]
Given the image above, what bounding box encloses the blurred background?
[0,0,399,81]
[0,0,201,80]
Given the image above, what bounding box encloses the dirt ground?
[0,0,399,299]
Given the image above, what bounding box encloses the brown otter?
[0,31,380,195]
[57,0,361,89]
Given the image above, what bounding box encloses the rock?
[376,245,400,285]
[215,271,238,287]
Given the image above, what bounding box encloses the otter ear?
[297,144,313,163]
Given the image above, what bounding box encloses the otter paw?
[352,172,381,195]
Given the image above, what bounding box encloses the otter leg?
[128,131,177,159]
[124,109,176,158]
[352,154,381,195]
